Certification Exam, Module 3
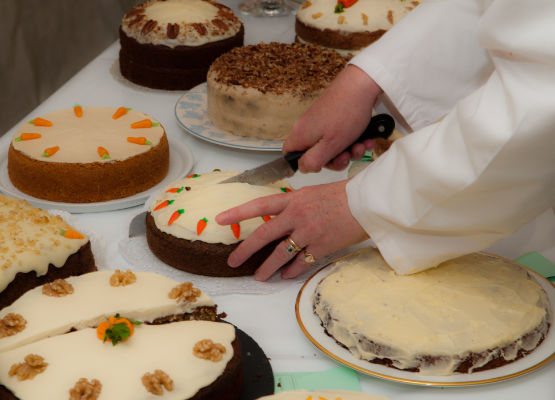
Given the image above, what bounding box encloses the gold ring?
[285,237,302,255]
[303,251,315,264]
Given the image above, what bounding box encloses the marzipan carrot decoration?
[127,136,152,145]
[339,0,357,7]
[168,209,185,225]
[60,229,85,239]
[197,218,208,235]
[42,146,60,157]
[97,146,110,160]
[96,314,142,346]
[280,187,292,193]
[130,119,159,129]
[30,117,52,127]
[15,133,42,141]
[231,223,240,239]
[74,105,83,117]
[261,215,271,222]
[166,187,184,193]
[112,107,130,120]
[153,199,174,211]
[187,174,200,178]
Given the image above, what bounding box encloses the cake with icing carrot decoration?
[146,170,293,276]
[0,271,243,400]
[7,106,169,203]
[119,0,244,90]
[0,195,96,310]
[295,0,419,59]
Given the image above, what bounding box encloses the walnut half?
[69,378,102,400]
[9,354,48,381]
[142,369,174,395]
[42,278,74,297]
[0,313,26,338]
[193,339,226,362]
[109,270,137,287]
[168,282,200,304]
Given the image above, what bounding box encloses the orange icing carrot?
[60,229,85,239]
[187,174,200,178]
[15,133,42,141]
[42,146,59,157]
[262,215,271,222]
[127,136,152,145]
[112,107,128,120]
[31,117,52,127]
[166,187,184,193]
[97,146,110,160]
[280,187,292,193]
[96,315,139,345]
[131,119,159,129]
[168,209,184,225]
[231,223,240,239]
[153,199,174,211]
[197,218,208,235]
[74,105,83,117]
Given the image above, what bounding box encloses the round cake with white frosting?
[119,0,244,90]
[146,170,293,276]
[295,0,418,59]
[7,106,169,203]
[207,42,346,141]
[313,247,552,375]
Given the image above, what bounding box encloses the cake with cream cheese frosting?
[7,106,169,203]
[257,390,388,400]
[146,170,293,276]
[0,195,96,310]
[313,247,552,375]
[295,0,419,59]
[119,0,244,90]
[0,271,242,400]
[206,42,346,141]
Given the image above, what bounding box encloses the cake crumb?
[387,10,394,24]
[42,278,74,297]
[169,282,201,303]
[142,369,174,395]
[69,378,102,400]
[109,270,137,287]
[338,15,345,24]
[9,354,48,381]
[361,13,368,25]
[0,313,27,338]
[312,12,323,19]
[193,339,227,362]
[301,1,312,9]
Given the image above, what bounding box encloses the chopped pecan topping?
[109,270,137,287]
[193,339,226,362]
[42,278,74,297]
[169,282,201,303]
[412,1,420,6]
[212,18,228,32]
[69,378,102,400]
[192,23,207,36]
[338,15,345,24]
[0,313,27,338]
[167,23,180,39]
[387,10,394,24]
[141,19,157,35]
[312,12,323,19]
[142,369,174,395]
[9,354,48,381]
[301,1,312,9]
[128,14,145,27]
[361,13,368,25]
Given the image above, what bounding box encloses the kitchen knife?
[220,113,395,186]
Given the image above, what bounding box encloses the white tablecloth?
[0,1,553,398]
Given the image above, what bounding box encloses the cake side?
[313,248,552,375]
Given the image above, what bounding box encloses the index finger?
[215,193,289,225]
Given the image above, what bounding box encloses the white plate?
[174,83,283,152]
[295,252,555,387]
[0,139,194,213]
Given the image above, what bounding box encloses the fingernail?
[227,255,238,268]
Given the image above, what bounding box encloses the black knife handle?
[284,114,395,172]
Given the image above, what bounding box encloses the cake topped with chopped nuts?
[0,195,89,295]
[121,0,243,48]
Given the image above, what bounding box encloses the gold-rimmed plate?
[295,252,555,387]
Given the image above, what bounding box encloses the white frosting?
[259,390,389,400]
[0,270,214,353]
[296,0,415,33]
[12,107,164,163]
[149,170,291,244]
[0,195,89,293]
[121,0,242,48]
[0,320,234,400]
[313,248,551,375]
[207,80,322,140]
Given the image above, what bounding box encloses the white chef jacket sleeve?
[345,0,555,274]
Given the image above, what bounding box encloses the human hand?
[215,180,369,281]
[284,64,382,173]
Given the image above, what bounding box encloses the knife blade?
[221,113,395,186]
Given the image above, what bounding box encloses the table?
[1,1,553,398]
